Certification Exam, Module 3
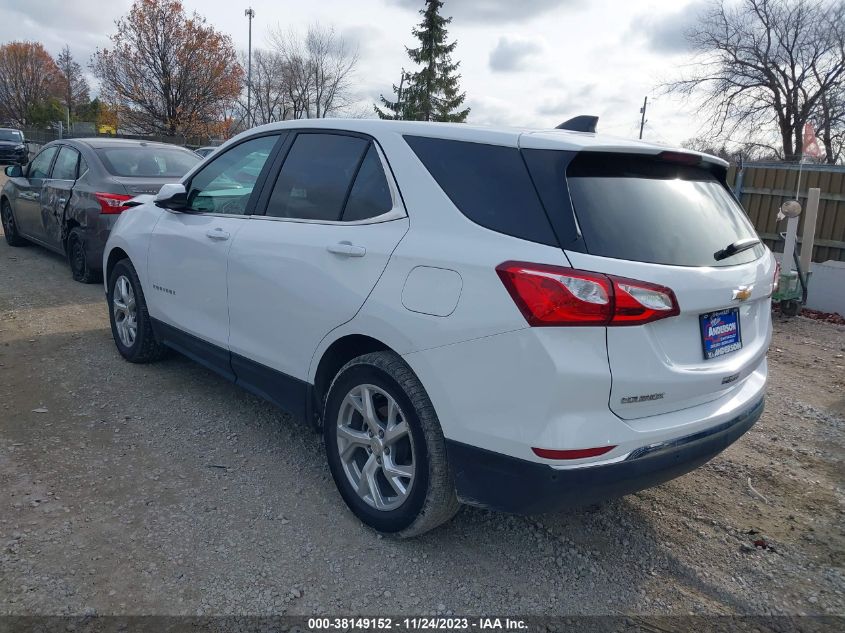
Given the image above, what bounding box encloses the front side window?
[29,146,58,180]
[51,146,80,180]
[186,135,279,215]
[266,133,369,221]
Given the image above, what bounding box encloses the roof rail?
[555,115,598,133]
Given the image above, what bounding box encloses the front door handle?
[327,241,366,257]
[206,228,230,241]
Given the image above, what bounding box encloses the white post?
[781,215,800,272]
[799,188,820,276]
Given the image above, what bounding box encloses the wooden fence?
[727,161,845,263]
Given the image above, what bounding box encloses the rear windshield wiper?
[714,237,760,261]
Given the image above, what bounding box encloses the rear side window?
[567,153,764,267]
[266,133,368,221]
[343,145,393,221]
[51,146,79,180]
[404,136,557,246]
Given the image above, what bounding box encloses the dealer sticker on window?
[699,308,742,360]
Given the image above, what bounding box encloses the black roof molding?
[555,115,598,133]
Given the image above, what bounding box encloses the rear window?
[96,146,200,178]
[566,153,764,267]
[404,136,556,246]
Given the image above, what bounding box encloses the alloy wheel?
[112,275,138,348]
[336,384,416,511]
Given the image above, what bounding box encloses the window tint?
[0,129,23,142]
[404,136,556,246]
[186,135,278,215]
[52,146,80,180]
[566,153,764,267]
[97,146,199,178]
[266,133,368,221]
[342,145,393,221]
[29,146,58,180]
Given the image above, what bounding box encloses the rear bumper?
[446,396,763,514]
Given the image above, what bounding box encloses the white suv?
[103,119,773,537]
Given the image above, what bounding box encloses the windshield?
[96,146,200,178]
[0,130,23,143]
[566,153,764,267]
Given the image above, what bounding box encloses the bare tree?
[268,23,358,119]
[0,41,62,126]
[666,0,845,162]
[92,0,243,137]
[56,45,89,120]
[235,49,290,126]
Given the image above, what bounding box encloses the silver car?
[1,138,199,282]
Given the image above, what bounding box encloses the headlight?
[15,144,25,150]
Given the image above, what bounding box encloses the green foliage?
[26,97,65,127]
[376,0,469,122]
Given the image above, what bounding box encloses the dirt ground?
[0,183,843,616]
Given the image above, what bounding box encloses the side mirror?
[4,164,23,178]
[154,183,189,210]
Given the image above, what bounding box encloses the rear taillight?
[496,261,680,327]
[95,192,133,214]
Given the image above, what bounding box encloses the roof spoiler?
[555,115,598,133]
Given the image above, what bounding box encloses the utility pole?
[639,95,648,140]
[245,7,255,128]
[395,69,405,120]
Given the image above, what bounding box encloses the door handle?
[205,228,230,241]
[327,241,366,257]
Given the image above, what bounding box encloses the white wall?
[806,260,845,315]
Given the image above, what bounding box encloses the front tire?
[324,351,459,538]
[108,259,168,363]
[1,199,27,246]
[67,227,101,283]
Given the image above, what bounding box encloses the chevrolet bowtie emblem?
[732,285,753,301]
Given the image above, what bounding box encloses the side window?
[342,144,393,221]
[404,135,557,246]
[186,135,278,215]
[78,156,89,179]
[28,146,58,180]
[266,133,368,221]
[52,146,80,180]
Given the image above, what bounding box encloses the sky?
[0,0,712,146]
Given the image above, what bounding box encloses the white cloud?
[489,37,544,72]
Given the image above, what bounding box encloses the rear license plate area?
[699,308,742,360]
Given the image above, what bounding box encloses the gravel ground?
[0,184,843,616]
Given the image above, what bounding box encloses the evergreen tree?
[375,0,469,122]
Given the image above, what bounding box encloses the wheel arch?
[312,334,395,420]
[105,246,130,283]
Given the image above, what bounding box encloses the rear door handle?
[206,228,230,241]
[327,241,366,257]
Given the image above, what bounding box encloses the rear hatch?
[521,142,774,420]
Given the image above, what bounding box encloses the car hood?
[0,140,24,147]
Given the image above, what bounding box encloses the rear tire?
[1,199,27,247]
[67,227,101,284]
[108,259,169,363]
[324,351,459,538]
